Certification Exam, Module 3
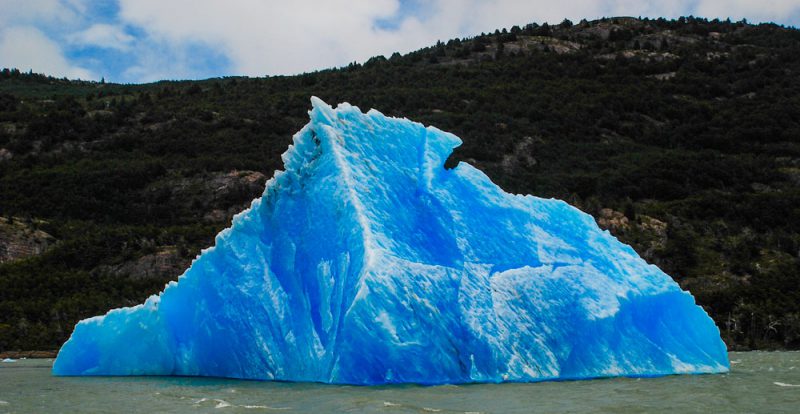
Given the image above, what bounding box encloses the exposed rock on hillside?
[145,170,267,222]
[0,148,11,162]
[95,247,190,281]
[596,208,630,232]
[0,218,54,263]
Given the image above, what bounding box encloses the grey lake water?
[1,352,799,413]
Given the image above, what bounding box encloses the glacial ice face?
[53,97,729,384]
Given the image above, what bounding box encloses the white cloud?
[119,41,220,83]
[113,0,800,80]
[693,0,800,23]
[69,23,135,50]
[0,26,93,79]
[2,0,799,82]
[0,0,79,28]
[117,0,409,76]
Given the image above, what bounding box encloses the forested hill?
[1,16,799,352]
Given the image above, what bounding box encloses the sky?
[0,0,798,84]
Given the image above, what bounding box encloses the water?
[1,352,798,413]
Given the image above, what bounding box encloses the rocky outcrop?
[95,247,190,281]
[500,136,537,173]
[0,148,11,162]
[637,215,669,260]
[517,36,582,54]
[596,210,668,262]
[0,218,54,263]
[596,208,631,232]
[596,49,679,62]
[144,169,267,223]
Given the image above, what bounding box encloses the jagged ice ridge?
[53,98,729,384]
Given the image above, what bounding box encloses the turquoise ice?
[53,98,729,384]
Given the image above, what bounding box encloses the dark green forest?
[1,16,799,352]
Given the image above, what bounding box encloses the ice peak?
[309,96,336,127]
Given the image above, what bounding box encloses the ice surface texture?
[53,98,729,384]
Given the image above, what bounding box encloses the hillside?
[1,16,799,352]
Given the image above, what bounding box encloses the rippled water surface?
[1,352,799,413]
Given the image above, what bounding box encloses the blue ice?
[53,98,729,384]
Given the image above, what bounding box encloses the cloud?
[693,0,800,23]
[69,23,135,50]
[0,26,93,79]
[0,0,77,27]
[118,39,232,83]
[112,0,800,80]
[116,0,409,76]
[2,0,800,82]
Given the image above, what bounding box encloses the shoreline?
[0,350,58,359]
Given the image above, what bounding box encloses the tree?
[536,23,551,37]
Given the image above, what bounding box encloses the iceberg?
[53,97,729,384]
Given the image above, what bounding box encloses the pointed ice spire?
[309,96,336,126]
